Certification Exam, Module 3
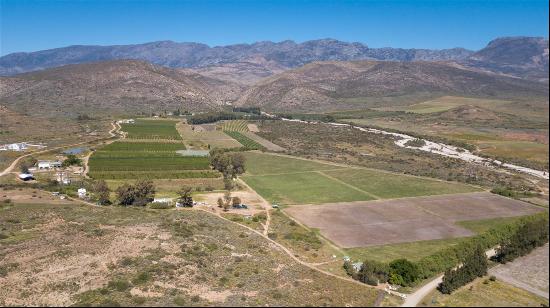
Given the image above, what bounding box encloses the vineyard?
[219,120,249,132]
[89,154,211,171]
[100,141,186,152]
[120,119,182,140]
[88,170,220,180]
[224,131,266,150]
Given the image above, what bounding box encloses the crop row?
[223,131,265,150]
[100,141,186,152]
[88,156,211,171]
[220,120,249,132]
[120,119,182,140]
[89,170,220,180]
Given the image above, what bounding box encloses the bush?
[149,202,173,209]
[389,259,420,286]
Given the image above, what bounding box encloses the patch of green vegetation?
[242,172,374,204]
[344,238,464,263]
[457,216,530,234]
[323,168,480,199]
[242,152,339,175]
[224,131,265,150]
[120,119,182,140]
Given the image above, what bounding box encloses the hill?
[0,60,244,117]
[461,37,549,82]
[236,61,549,112]
[0,39,473,78]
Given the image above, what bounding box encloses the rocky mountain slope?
[460,37,549,82]
[236,60,549,112]
[0,60,244,117]
[0,39,473,77]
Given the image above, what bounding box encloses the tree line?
[437,245,487,294]
[344,213,548,289]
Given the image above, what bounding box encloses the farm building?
[0,143,28,151]
[18,173,34,181]
[77,188,87,198]
[153,197,174,204]
[38,160,62,169]
[117,119,135,124]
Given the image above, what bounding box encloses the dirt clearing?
[285,192,544,248]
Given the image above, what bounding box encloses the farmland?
[177,123,242,149]
[224,131,265,150]
[89,120,219,180]
[120,119,182,140]
[240,152,479,205]
[284,192,543,247]
[219,120,249,132]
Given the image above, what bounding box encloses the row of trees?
[437,245,488,294]
[233,107,261,115]
[493,216,549,263]
[344,213,548,289]
[188,112,241,124]
[115,180,156,206]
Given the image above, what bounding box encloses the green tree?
[62,154,82,167]
[357,260,389,286]
[389,259,420,287]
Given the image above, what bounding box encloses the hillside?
[0,39,473,77]
[236,61,549,112]
[0,60,244,117]
[461,37,549,82]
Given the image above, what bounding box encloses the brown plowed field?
[285,192,543,248]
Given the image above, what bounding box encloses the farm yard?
[284,192,544,248]
[240,152,480,205]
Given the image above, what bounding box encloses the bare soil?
[285,192,543,248]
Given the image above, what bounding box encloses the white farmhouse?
[78,188,87,199]
[38,160,62,169]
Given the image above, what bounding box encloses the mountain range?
[0,36,548,116]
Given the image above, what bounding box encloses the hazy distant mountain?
[236,60,548,112]
[0,39,473,78]
[460,37,549,82]
[0,60,244,117]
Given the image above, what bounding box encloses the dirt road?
[402,248,498,307]
[0,121,120,178]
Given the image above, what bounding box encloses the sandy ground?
[285,192,543,248]
[193,189,268,216]
[0,188,74,205]
[490,243,549,298]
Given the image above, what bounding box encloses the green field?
[323,168,479,199]
[224,131,265,150]
[242,172,374,204]
[89,138,217,180]
[120,119,182,140]
[241,152,479,204]
[100,141,186,152]
[345,238,465,263]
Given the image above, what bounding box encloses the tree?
[94,180,111,205]
[177,186,194,207]
[217,197,224,208]
[357,260,389,286]
[221,192,232,211]
[20,165,30,174]
[210,150,246,181]
[115,180,155,206]
[232,196,242,207]
[438,245,488,294]
[62,154,82,167]
[389,259,420,287]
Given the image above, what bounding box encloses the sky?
[0,0,548,56]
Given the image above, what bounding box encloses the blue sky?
[1,0,548,55]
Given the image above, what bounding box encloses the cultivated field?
[219,120,249,132]
[120,119,182,140]
[0,200,380,306]
[241,152,479,205]
[177,123,242,149]
[284,192,543,247]
[224,131,265,150]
